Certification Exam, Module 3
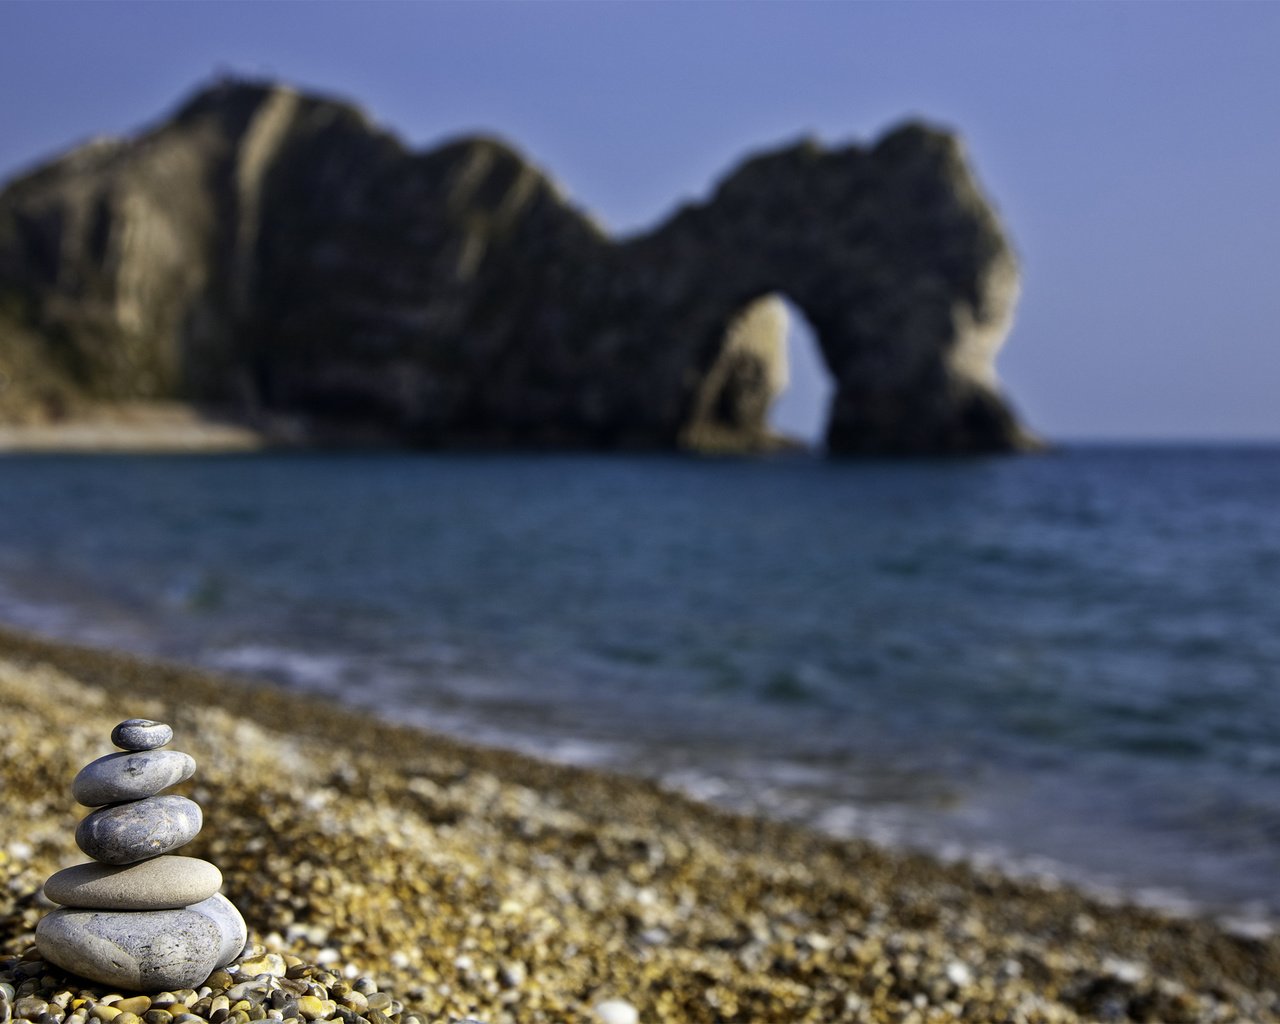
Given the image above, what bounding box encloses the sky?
[1,1,1277,443]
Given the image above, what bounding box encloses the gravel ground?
[1,946,425,1024]
[1,626,1278,1024]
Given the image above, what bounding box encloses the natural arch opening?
[768,296,836,450]
[679,293,838,453]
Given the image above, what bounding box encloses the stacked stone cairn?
[35,719,247,991]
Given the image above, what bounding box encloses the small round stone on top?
[110,718,173,751]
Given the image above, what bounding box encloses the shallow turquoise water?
[1,447,1278,921]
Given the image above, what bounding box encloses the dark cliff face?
[0,78,1034,453]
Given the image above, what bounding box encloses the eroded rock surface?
[0,78,1034,454]
[35,904,226,990]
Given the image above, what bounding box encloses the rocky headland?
[1,626,1279,1023]
[0,79,1034,455]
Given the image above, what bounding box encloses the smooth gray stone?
[43,856,221,910]
[111,719,173,752]
[76,795,202,865]
[35,905,222,991]
[72,750,196,807]
[188,893,247,968]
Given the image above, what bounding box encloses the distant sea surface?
[2,448,1278,924]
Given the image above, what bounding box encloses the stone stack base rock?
[35,719,246,991]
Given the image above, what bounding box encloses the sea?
[1,447,1278,928]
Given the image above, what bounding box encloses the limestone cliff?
[0,78,1035,454]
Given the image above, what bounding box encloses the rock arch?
[614,127,1032,454]
[0,80,1036,455]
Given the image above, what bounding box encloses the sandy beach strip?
[1,625,1277,1024]
[0,405,269,454]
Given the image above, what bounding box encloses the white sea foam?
[0,583,76,635]
[205,644,352,690]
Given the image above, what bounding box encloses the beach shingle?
[2,628,1278,1023]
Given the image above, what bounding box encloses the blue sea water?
[1,447,1278,924]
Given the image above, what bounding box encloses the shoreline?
[0,409,807,457]
[1,609,1271,935]
[0,404,270,454]
[2,625,1280,1023]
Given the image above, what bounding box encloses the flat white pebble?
[593,1000,639,1024]
[110,719,174,751]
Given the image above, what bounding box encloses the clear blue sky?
[2,1,1277,441]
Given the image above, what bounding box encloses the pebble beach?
[2,625,1279,1024]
